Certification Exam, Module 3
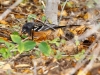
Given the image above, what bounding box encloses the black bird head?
[22,22,34,36]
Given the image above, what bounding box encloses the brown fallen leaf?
[58,10,68,17]
[70,25,88,35]
[77,69,91,75]
[83,12,92,20]
[0,20,8,25]
[2,64,12,70]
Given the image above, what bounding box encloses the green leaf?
[75,40,80,46]
[12,31,19,35]
[18,42,24,53]
[18,41,36,53]
[0,39,6,43]
[94,0,98,3]
[41,5,45,9]
[61,39,66,44]
[5,42,14,50]
[0,48,6,53]
[67,2,73,7]
[74,36,80,46]
[23,40,36,51]
[0,48,11,59]
[22,0,28,3]
[39,42,51,56]
[0,39,14,49]
[21,34,27,39]
[27,14,37,21]
[61,2,65,6]
[49,38,60,47]
[35,50,41,58]
[55,50,62,59]
[86,0,94,8]
[74,49,85,60]
[42,16,46,22]
[11,34,21,44]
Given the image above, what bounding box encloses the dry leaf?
[22,69,32,73]
[57,29,64,37]
[1,1,10,6]
[70,25,87,35]
[59,19,68,26]
[2,64,12,70]
[83,12,92,20]
[94,9,99,16]
[0,20,8,25]
[72,7,79,12]
[58,10,68,17]
[38,68,44,74]
[15,14,25,19]
[77,69,91,75]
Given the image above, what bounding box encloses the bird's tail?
[53,26,66,29]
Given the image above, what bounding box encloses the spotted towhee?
[22,22,66,41]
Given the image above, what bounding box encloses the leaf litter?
[0,0,100,75]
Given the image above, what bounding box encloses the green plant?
[22,0,28,3]
[0,34,36,59]
[0,39,14,59]
[35,50,41,58]
[27,14,37,22]
[55,50,63,59]
[0,48,12,59]
[42,15,46,22]
[0,33,66,59]
[39,42,52,56]
[10,34,36,54]
[86,0,99,8]
[48,38,60,46]
[48,38,66,47]
[0,34,56,59]
[74,49,85,60]
[74,36,80,46]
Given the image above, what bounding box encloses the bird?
[22,22,66,41]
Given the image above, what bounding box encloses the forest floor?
[0,0,100,75]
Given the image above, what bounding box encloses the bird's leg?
[31,29,34,40]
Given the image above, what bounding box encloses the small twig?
[40,0,46,8]
[0,0,23,20]
[43,65,59,74]
[82,38,100,74]
[58,0,69,24]
[32,60,37,75]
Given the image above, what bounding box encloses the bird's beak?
[22,29,26,34]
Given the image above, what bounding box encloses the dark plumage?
[22,22,34,36]
[22,22,66,40]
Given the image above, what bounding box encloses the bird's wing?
[34,22,66,31]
